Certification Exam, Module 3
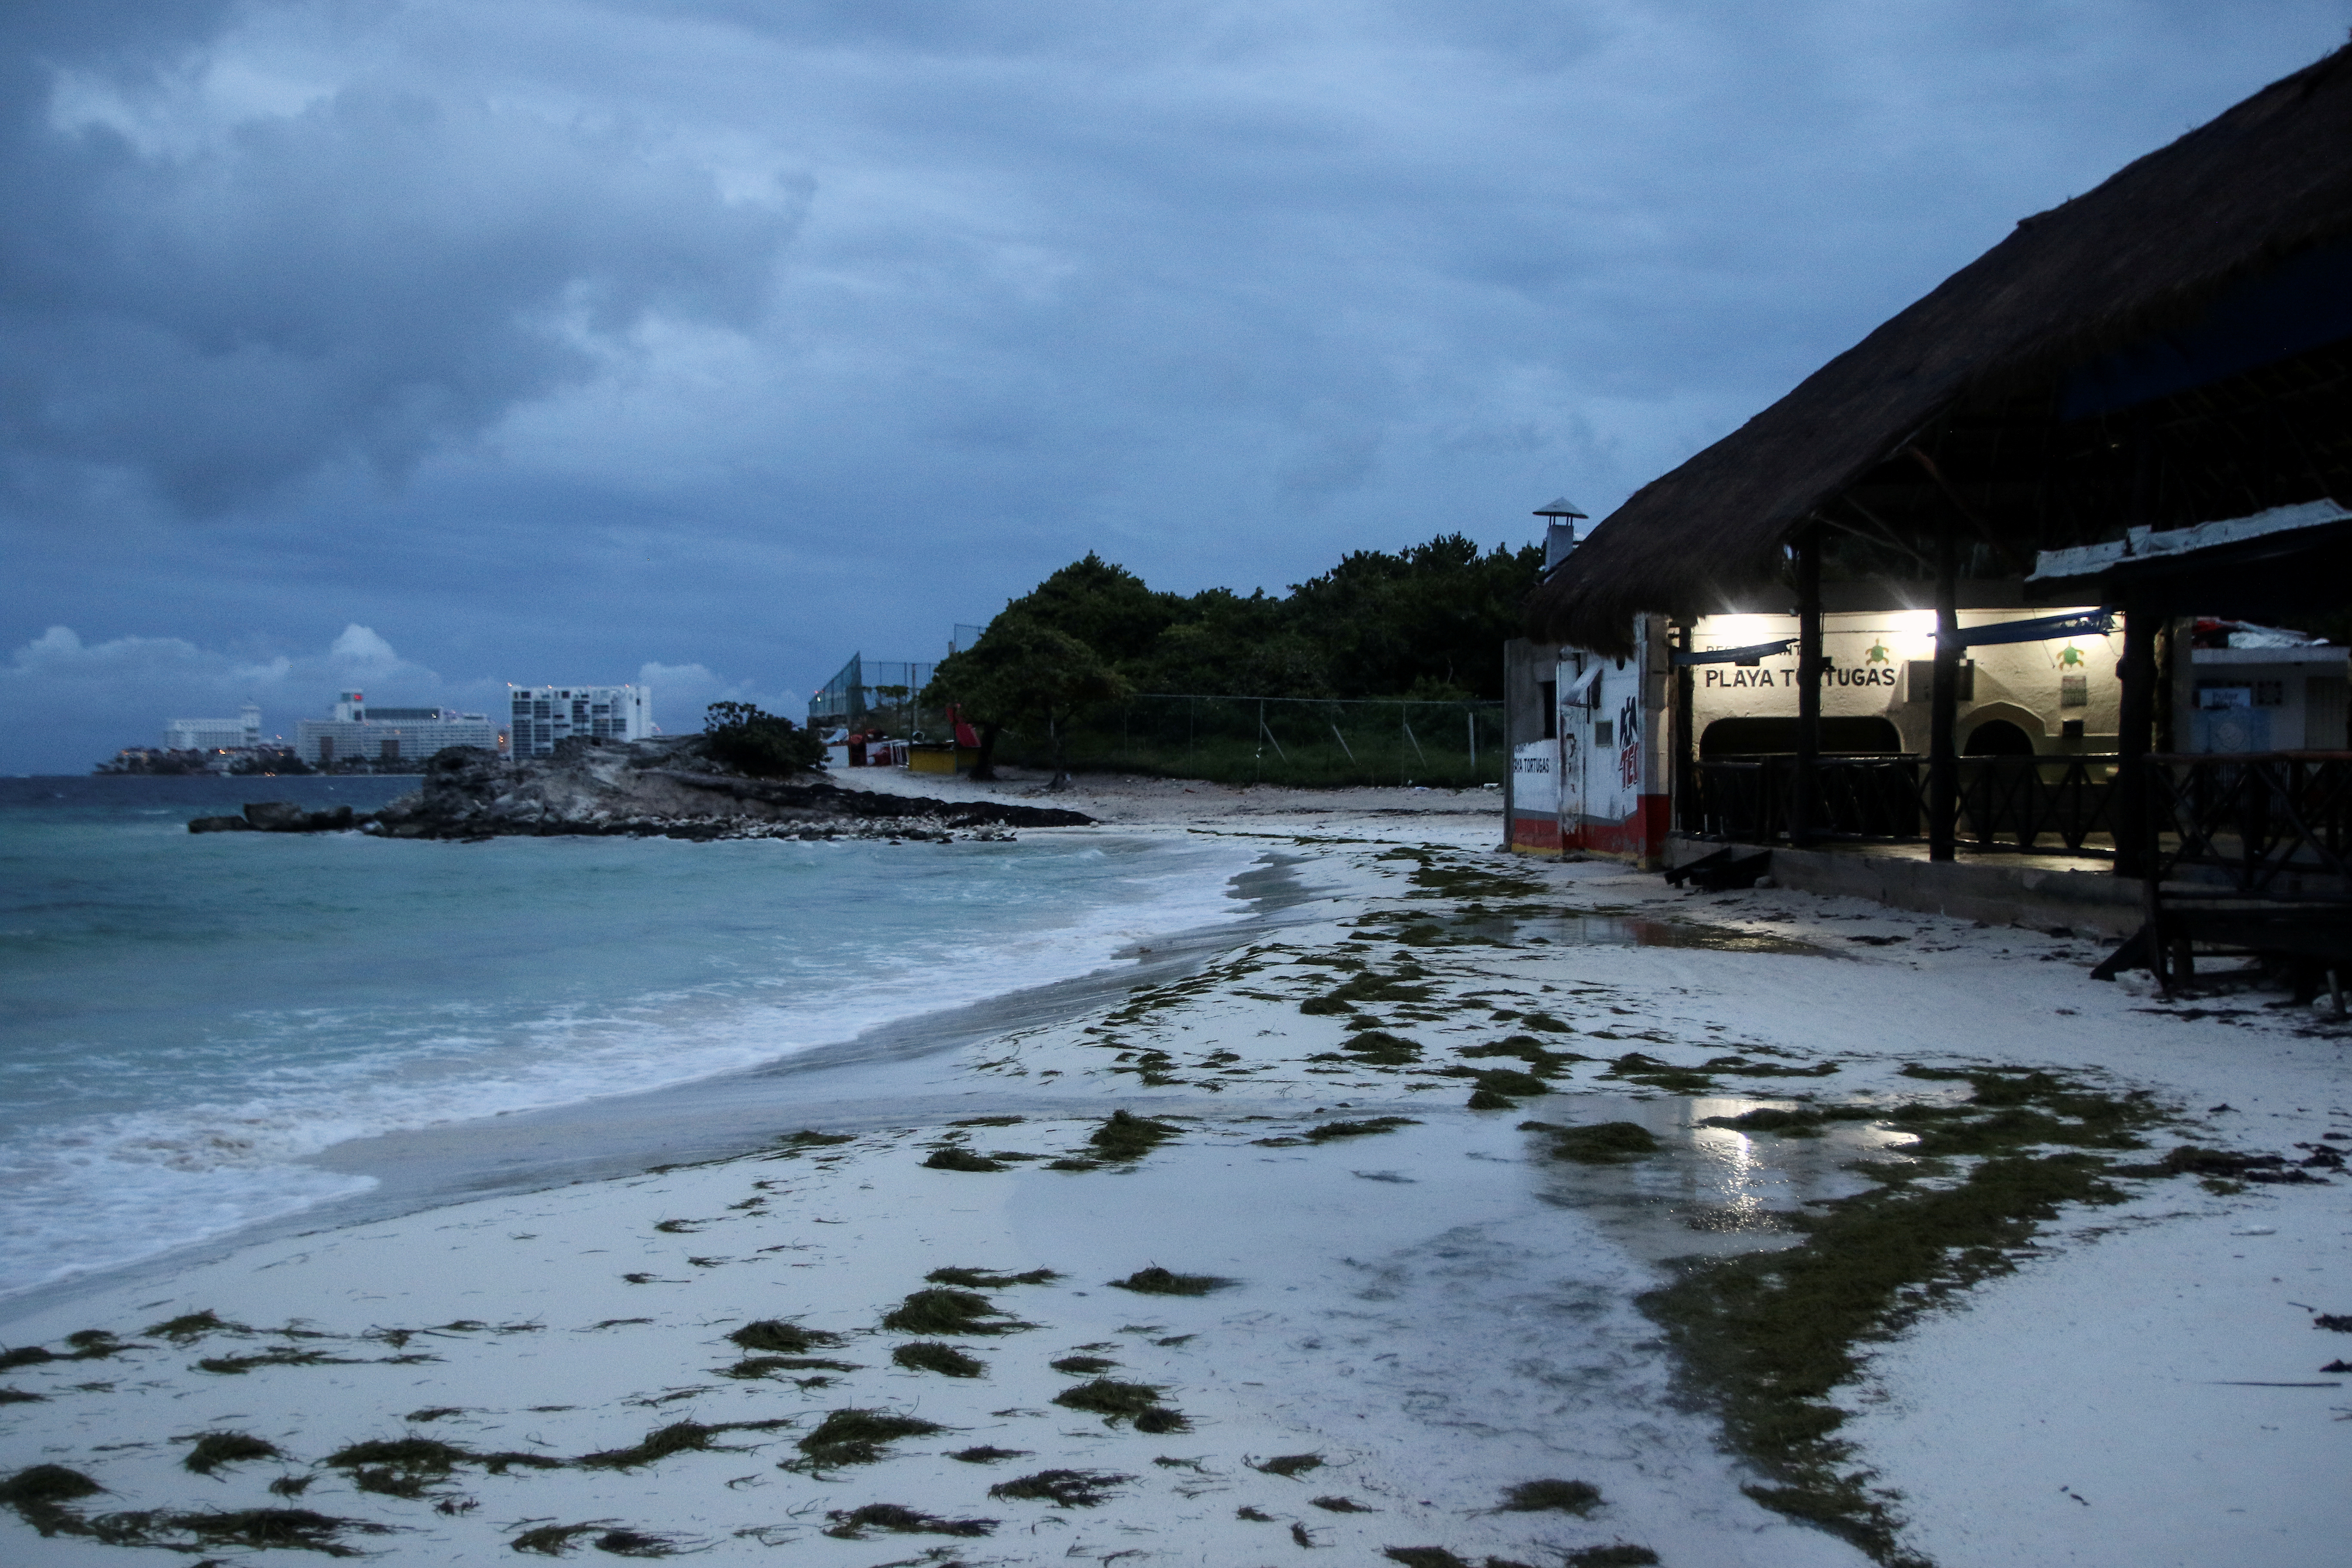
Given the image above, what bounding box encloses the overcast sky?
[3,1,2346,771]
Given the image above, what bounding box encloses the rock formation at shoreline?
[194,738,1092,841]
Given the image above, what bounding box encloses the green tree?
[704,701,823,777]
[926,616,1128,782]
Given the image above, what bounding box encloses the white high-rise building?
[163,703,262,751]
[295,691,498,766]
[507,684,652,756]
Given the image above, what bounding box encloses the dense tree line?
[929,533,1540,777]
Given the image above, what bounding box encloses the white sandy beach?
[2,793,2346,1567]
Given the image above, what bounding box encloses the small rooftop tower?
[1534,497,1588,573]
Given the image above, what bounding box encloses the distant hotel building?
[508,684,653,756]
[295,691,499,766]
[163,703,262,751]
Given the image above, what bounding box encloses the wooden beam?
[1930,511,1960,862]
[1792,527,1822,847]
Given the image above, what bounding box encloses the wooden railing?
[1689,753,2126,855]
[2147,752,2352,895]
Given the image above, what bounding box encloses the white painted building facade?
[507,685,652,756]
[295,691,497,766]
[162,704,262,751]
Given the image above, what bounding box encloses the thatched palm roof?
[1528,43,2352,652]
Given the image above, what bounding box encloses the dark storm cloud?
[3,0,2348,772]
[0,2,800,514]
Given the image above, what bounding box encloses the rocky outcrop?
[355,738,1092,842]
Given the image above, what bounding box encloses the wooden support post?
[1792,527,1822,847]
[2115,600,2157,881]
[1929,514,1960,862]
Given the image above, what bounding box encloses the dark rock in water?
[188,815,256,834]
[355,737,1092,844]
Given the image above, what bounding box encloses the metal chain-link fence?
[984,693,1507,788]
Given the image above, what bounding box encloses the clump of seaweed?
[892,1341,986,1378]
[824,1503,995,1540]
[1051,1354,1118,1375]
[1339,1031,1423,1066]
[950,1446,1031,1464]
[0,1387,46,1404]
[1498,1478,1602,1515]
[778,1129,854,1147]
[1300,968,1435,1014]
[1088,1110,1183,1161]
[1,1463,105,1535]
[196,1346,360,1375]
[881,1287,1030,1336]
[952,1115,1026,1127]
[577,1419,789,1470]
[787,1409,945,1472]
[1251,1452,1322,1476]
[182,1431,284,1477]
[720,1355,859,1380]
[268,1475,314,1498]
[1602,1053,1719,1093]
[1522,1121,1660,1165]
[86,1506,395,1556]
[325,1435,473,1497]
[927,1265,1060,1288]
[587,1528,677,1557]
[1052,1378,1163,1419]
[987,1468,1133,1507]
[1108,1266,1234,1297]
[144,1309,252,1344]
[727,1319,846,1355]
[1133,1406,1191,1433]
[510,1521,606,1555]
[1303,1116,1419,1143]
[922,1146,1007,1173]
[1312,1494,1377,1512]
[1564,1548,1660,1567]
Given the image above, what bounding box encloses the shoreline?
[2,806,2345,1566]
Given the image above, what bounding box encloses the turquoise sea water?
[0,777,1258,1297]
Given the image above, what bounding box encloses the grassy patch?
[787,1409,945,1472]
[1088,1109,1182,1161]
[822,1503,996,1539]
[1108,1266,1234,1296]
[1498,1478,1602,1515]
[892,1341,986,1378]
[926,1265,1060,1288]
[182,1431,283,1476]
[988,1468,1134,1507]
[882,1287,1029,1336]
[727,1319,846,1355]
[1523,1121,1659,1165]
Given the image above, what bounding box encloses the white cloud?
[328,624,402,666]
[637,660,807,728]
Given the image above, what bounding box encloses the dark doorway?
[1963,719,2035,756]
[1698,716,1904,757]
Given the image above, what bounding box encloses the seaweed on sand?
[325,1435,566,1493]
[1050,1354,1118,1375]
[1,1463,105,1535]
[778,1129,854,1147]
[144,1309,252,1344]
[1311,1494,1377,1512]
[1466,1067,1551,1109]
[1051,1378,1163,1419]
[1299,968,1436,1015]
[987,1469,1134,1507]
[720,1355,859,1380]
[1107,1266,1234,1296]
[882,1287,1031,1336]
[1303,1116,1419,1142]
[1338,1031,1423,1066]
[785,1409,945,1473]
[84,1506,395,1556]
[823,1503,996,1539]
[1564,1549,1660,1567]
[1133,1407,1190,1433]
[196,1346,361,1375]
[1088,1110,1182,1161]
[1497,1478,1602,1515]
[1522,1121,1659,1165]
[727,1319,846,1355]
[0,1387,44,1403]
[927,1265,1061,1288]
[1642,1152,2129,1564]
[922,1146,1007,1172]
[182,1430,284,1476]
[576,1419,791,1470]
[510,1521,606,1555]
[949,1446,1031,1464]
[1249,1453,1322,1476]
[892,1341,987,1378]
